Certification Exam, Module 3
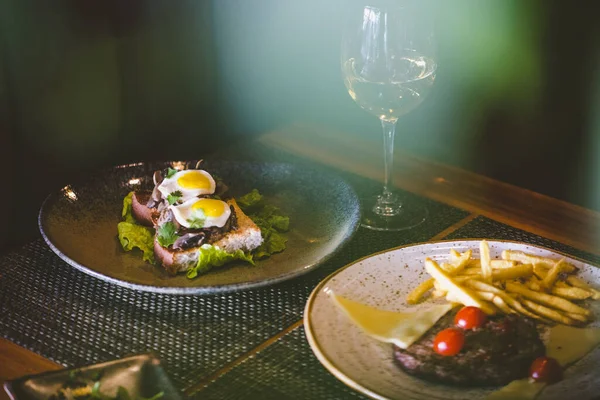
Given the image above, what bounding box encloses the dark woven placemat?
[191,217,600,399]
[0,159,468,394]
[189,326,369,400]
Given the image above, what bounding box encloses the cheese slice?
[329,291,453,349]
[487,325,600,400]
[546,325,600,367]
[486,379,546,400]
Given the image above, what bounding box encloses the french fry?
[503,296,547,321]
[413,241,596,327]
[566,275,591,289]
[463,280,540,319]
[524,277,589,300]
[566,276,600,300]
[492,295,515,314]
[466,259,517,269]
[446,291,498,313]
[533,264,549,280]
[449,249,462,263]
[491,260,518,269]
[521,299,576,325]
[457,265,533,281]
[464,279,504,295]
[473,291,513,313]
[505,282,591,316]
[440,262,454,272]
[565,312,589,324]
[447,250,472,275]
[502,250,577,273]
[474,291,495,301]
[407,252,473,303]
[541,258,567,291]
[527,277,543,292]
[491,264,533,281]
[407,278,434,304]
[424,258,496,314]
[551,286,593,300]
[480,240,492,283]
[458,268,481,277]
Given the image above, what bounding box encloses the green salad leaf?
[121,191,137,224]
[237,189,290,260]
[117,222,155,264]
[187,244,254,279]
[117,192,155,263]
[157,222,178,248]
[236,188,263,209]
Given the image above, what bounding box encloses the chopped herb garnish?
[187,217,206,229]
[166,167,178,179]
[166,191,183,205]
[157,222,178,247]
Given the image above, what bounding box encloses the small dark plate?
[38,160,360,294]
[3,354,182,400]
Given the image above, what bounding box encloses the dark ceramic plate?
[3,354,182,400]
[39,160,360,294]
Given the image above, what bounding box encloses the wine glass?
[341,1,437,231]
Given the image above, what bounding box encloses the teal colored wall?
[1,0,599,249]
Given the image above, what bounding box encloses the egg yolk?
[192,199,226,217]
[177,171,211,189]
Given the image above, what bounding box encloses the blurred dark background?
[1,0,599,252]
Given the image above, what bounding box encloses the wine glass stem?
[375,118,401,216]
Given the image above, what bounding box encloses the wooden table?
[2,122,599,399]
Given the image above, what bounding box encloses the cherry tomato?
[454,306,487,330]
[529,356,563,383]
[433,328,465,356]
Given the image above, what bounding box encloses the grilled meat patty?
[393,311,545,386]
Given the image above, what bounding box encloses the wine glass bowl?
[341,1,437,231]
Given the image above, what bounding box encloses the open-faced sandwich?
[117,161,289,278]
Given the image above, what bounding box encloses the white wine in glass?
[341,1,437,231]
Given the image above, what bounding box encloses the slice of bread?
[153,198,263,274]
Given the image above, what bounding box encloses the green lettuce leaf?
[253,230,288,260]
[236,188,263,210]
[269,215,289,232]
[187,244,254,279]
[236,189,290,260]
[118,191,155,263]
[117,222,155,264]
[121,191,136,223]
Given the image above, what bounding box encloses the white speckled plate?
[304,240,600,400]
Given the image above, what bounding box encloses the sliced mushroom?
[173,232,206,250]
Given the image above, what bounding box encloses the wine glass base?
[360,195,428,231]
